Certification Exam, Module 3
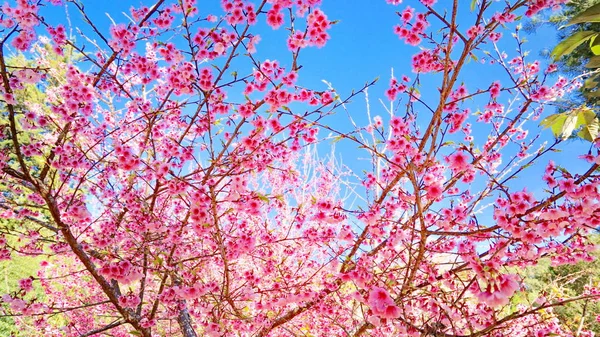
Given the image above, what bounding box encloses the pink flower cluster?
[445,151,471,173]
[47,24,67,55]
[312,199,346,224]
[367,287,401,319]
[167,62,198,95]
[525,0,570,17]
[176,0,198,17]
[267,4,285,28]
[265,88,293,111]
[1,0,38,28]
[18,278,34,293]
[123,53,161,84]
[226,231,256,258]
[475,274,520,307]
[385,76,408,101]
[466,25,484,40]
[190,189,211,227]
[98,260,143,285]
[174,284,209,300]
[159,282,219,302]
[393,8,429,46]
[115,145,141,171]
[489,81,501,99]
[0,236,9,261]
[109,24,138,55]
[118,294,141,309]
[294,0,323,16]
[246,59,287,94]
[287,31,308,51]
[222,0,257,25]
[152,6,175,28]
[386,116,417,163]
[1,0,39,50]
[192,27,233,60]
[130,5,150,22]
[492,11,517,24]
[158,42,184,64]
[286,8,331,50]
[446,109,469,134]
[411,49,444,73]
[477,102,503,123]
[306,9,330,48]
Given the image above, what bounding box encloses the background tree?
[528,0,600,141]
[550,1,600,104]
[535,1,600,141]
[520,234,600,336]
[0,43,77,336]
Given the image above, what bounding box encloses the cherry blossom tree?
[1,0,599,336]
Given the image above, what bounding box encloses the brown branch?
[0,201,58,233]
[78,320,124,337]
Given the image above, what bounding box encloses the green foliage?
[565,2,600,26]
[540,105,600,140]
[552,2,600,103]
[520,235,600,335]
[0,43,79,337]
[526,1,600,107]
[542,1,600,141]
[0,42,78,166]
[551,30,598,61]
[0,231,46,337]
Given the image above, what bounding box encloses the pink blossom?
[367,287,401,318]
[266,8,284,29]
[446,151,470,172]
[477,274,520,307]
[466,25,483,39]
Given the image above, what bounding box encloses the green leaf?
[551,31,598,61]
[591,35,600,55]
[576,107,596,127]
[331,135,344,143]
[540,113,567,137]
[544,107,598,141]
[577,117,600,141]
[566,2,600,26]
[586,56,600,68]
[470,0,477,12]
[561,113,578,140]
[129,331,142,336]
[557,165,570,176]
